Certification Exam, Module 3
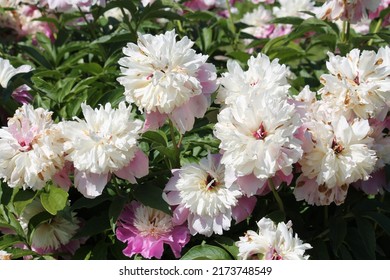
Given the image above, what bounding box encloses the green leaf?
[329,217,347,254]
[271,16,304,25]
[266,210,286,224]
[108,196,127,233]
[19,45,53,69]
[142,130,168,147]
[181,244,232,260]
[132,184,171,215]
[0,182,13,206]
[13,189,37,215]
[355,218,376,259]
[5,247,37,259]
[213,236,239,260]
[40,186,69,215]
[71,194,110,211]
[0,235,22,250]
[73,213,110,238]
[364,212,390,236]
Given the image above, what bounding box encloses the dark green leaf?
[73,213,110,239]
[0,235,22,250]
[181,244,232,260]
[329,217,347,254]
[132,184,171,215]
[108,196,128,233]
[355,218,376,259]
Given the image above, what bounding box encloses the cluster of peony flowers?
[240,0,390,43]
[0,100,149,198]
[0,1,54,41]
[294,47,390,205]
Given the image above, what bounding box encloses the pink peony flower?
[116,201,190,259]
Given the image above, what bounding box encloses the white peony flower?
[0,104,64,190]
[0,57,32,88]
[163,154,256,237]
[214,92,302,189]
[217,54,290,106]
[273,0,315,18]
[19,199,80,252]
[236,217,312,260]
[320,47,390,120]
[241,6,275,39]
[300,116,376,188]
[117,30,217,133]
[60,102,148,198]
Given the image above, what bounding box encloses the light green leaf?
[40,185,69,215]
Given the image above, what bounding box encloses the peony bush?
[0,0,390,260]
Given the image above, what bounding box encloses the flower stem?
[268,178,285,214]
[168,119,180,168]
[341,20,351,44]
[368,18,383,46]
[225,0,238,48]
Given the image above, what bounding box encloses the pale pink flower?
[320,47,390,120]
[214,93,302,195]
[163,154,256,236]
[241,6,275,39]
[117,30,217,133]
[316,0,381,23]
[60,102,148,198]
[295,112,377,205]
[217,53,290,106]
[116,201,190,259]
[0,104,64,190]
[41,0,106,13]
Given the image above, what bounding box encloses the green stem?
[225,0,238,48]
[168,119,180,168]
[268,178,285,214]
[368,18,383,46]
[341,20,351,44]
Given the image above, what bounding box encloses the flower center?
[331,138,344,154]
[18,140,33,152]
[205,174,219,191]
[265,248,283,260]
[253,123,267,140]
[133,206,173,238]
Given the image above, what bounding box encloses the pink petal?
[237,173,267,196]
[172,204,190,226]
[353,169,388,195]
[232,196,257,223]
[74,170,109,199]
[197,63,218,94]
[188,94,211,118]
[114,150,149,183]
[170,102,195,134]
[52,161,73,192]
[143,111,167,131]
